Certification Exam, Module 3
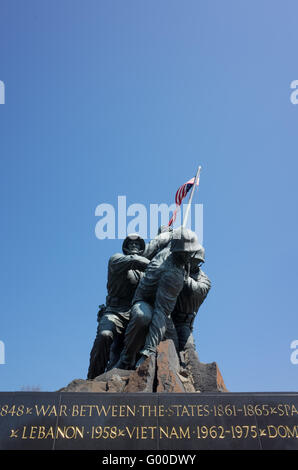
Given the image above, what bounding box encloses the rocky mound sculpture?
[60,340,227,393]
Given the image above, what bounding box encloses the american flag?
[168,177,199,226]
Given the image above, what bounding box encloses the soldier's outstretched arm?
[185,270,211,300]
[143,232,172,260]
[127,269,144,286]
[109,253,150,274]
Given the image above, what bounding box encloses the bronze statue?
[171,247,211,352]
[142,225,173,260]
[87,233,149,379]
[114,227,202,369]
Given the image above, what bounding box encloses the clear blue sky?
[0,0,297,392]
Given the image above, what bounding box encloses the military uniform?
[115,228,201,369]
[87,238,149,379]
[172,267,211,351]
[142,227,173,260]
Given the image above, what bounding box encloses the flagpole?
[182,165,201,227]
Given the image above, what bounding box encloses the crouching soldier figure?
[172,246,211,352]
[87,234,150,379]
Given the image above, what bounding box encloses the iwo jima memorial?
[0,166,297,453]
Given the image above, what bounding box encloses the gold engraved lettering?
[180,406,190,417]
[277,425,298,439]
[35,405,53,417]
[59,405,67,416]
[7,405,17,416]
[53,426,85,439]
[197,425,207,439]
[197,425,260,440]
[79,405,88,417]
[218,426,225,439]
[166,406,174,417]
[250,426,258,439]
[33,404,68,417]
[278,426,288,438]
[125,426,139,439]
[34,405,61,417]
[139,405,157,417]
[169,427,179,439]
[56,427,66,439]
[276,404,298,417]
[29,426,38,439]
[90,425,157,440]
[65,426,84,439]
[159,426,190,439]
[180,426,190,439]
[110,426,118,439]
[267,425,277,438]
[285,425,298,438]
[197,425,225,439]
[21,426,28,439]
[186,405,196,416]
[147,426,157,439]
[95,405,111,417]
[126,405,136,417]
[245,404,254,416]
[21,425,84,440]
[284,405,290,416]
[45,427,55,439]
[159,426,174,439]
[170,405,181,416]
[91,426,101,439]
[254,405,263,416]
[0,405,8,416]
[232,425,243,439]
[37,426,46,439]
[48,406,58,417]
[75,426,84,439]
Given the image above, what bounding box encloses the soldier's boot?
[135,351,155,368]
[113,352,135,370]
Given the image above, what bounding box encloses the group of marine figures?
[87,226,211,379]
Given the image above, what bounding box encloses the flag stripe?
[169,176,199,226]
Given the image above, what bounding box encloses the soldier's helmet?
[122,233,145,255]
[191,245,205,264]
[170,227,201,254]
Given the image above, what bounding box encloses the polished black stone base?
[0,392,297,451]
